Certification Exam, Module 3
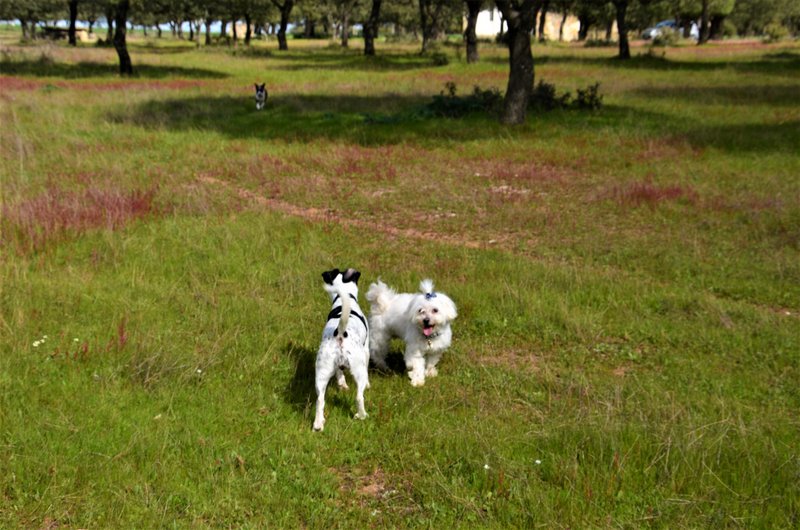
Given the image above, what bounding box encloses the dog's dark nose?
[423,318,430,326]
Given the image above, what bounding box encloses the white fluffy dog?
[313,268,370,432]
[366,279,457,387]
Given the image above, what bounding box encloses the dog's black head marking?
[321,269,340,285]
[342,268,361,284]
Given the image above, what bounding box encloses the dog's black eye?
[432,308,439,313]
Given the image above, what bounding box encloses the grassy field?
[1,27,799,527]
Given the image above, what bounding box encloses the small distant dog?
[313,268,370,432]
[254,83,267,110]
[367,279,457,387]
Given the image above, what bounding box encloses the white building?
[466,8,614,42]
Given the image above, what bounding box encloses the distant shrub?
[583,39,614,48]
[429,51,449,66]
[763,23,788,43]
[426,82,502,118]
[529,80,572,110]
[228,46,272,58]
[529,80,603,112]
[722,20,738,38]
[575,82,603,110]
[651,30,679,47]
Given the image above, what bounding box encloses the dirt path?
[198,175,485,249]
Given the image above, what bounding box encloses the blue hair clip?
[425,292,437,300]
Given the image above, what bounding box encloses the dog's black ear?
[342,268,361,284]
[254,83,258,89]
[322,269,340,285]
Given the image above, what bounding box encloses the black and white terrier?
[254,83,267,110]
[313,268,370,431]
[367,279,457,387]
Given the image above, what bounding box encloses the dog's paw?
[425,366,438,378]
[313,421,325,432]
[409,375,426,387]
[354,411,368,420]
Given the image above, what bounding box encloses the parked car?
[642,20,699,40]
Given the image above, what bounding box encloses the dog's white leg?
[313,361,335,432]
[425,352,442,378]
[351,363,369,420]
[405,350,426,387]
[336,368,349,390]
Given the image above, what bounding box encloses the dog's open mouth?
[423,324,435,337]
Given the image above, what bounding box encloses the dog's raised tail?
[419,279,435,296]
[337,288,351,340]
[366,279,391,312]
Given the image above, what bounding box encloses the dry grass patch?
[1,185,158,252]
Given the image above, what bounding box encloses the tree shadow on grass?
[631,84,800,107]
[0,60,228,79]
[106,93,495,145]
[107,93,800,153]
[479,50,800,78]
[270,51,448,72]
[685,120,800,154]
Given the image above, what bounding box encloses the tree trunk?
[188,21,194,41]
[538,0,549,42]
[496,0,539,124]
[613,0,630,59]
[363,0,382,56]
[205,18,212,45]
[68,0,78,46]
[709,15,724,40]
[559,9,567,41]
[232,19,238,45]
[341,12,349,47]
[419,0,443,53]
[105,8,114,43]
[113,1,133,76]
[464,0,481,63]
[419,0,430,52]
[272,0,295,50]
[20,19,29,40]
[245,14,252,45]
[578,15,590,40]
[698,0,710,44]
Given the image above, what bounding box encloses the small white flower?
[483,464,490,470]
[535,459,542,465]
[33,341,40,347]
[196,369,203,374]
[43,335,48,339]
[73,338,80,342]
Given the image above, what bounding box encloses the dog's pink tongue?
[423,327,433,337]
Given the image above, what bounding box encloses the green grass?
[1,31,799,527]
